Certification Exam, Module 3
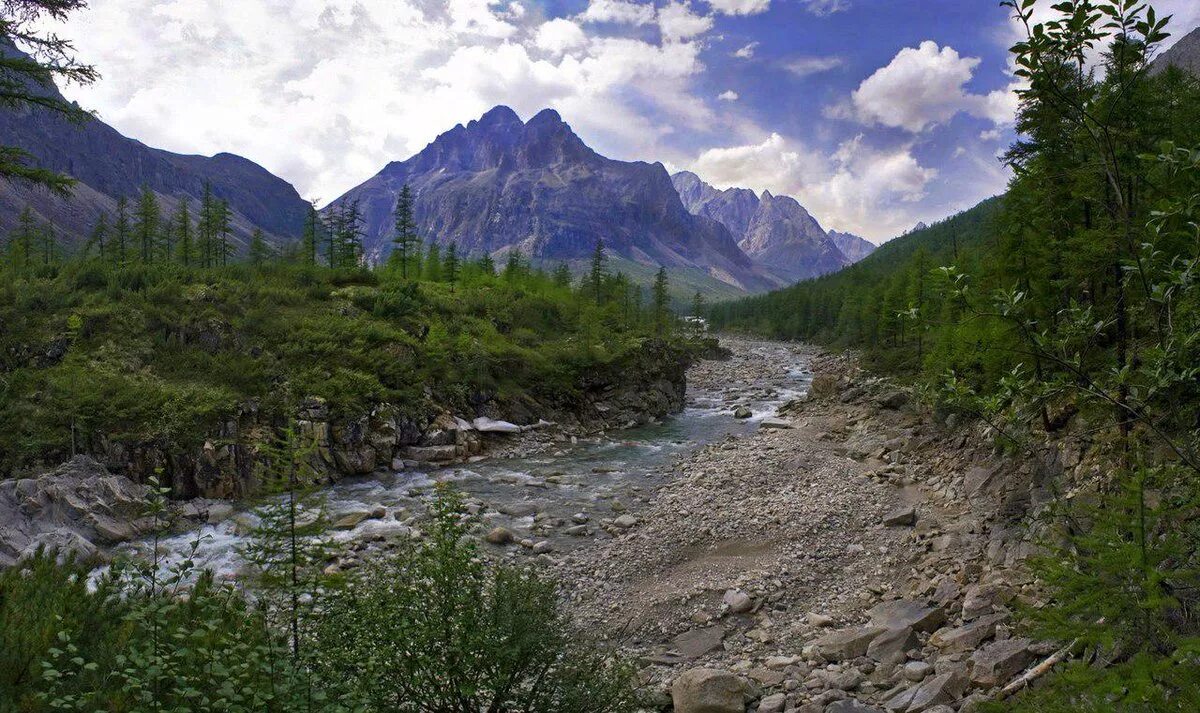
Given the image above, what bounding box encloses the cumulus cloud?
[734,41,759,59]
[658,1,715,42]
[801,0,850,16]
[578,0,656,25]
[718,90,739,101]
[688,132,939,239]
[850,41,1017,132]
[535,18,588,55]
[783,55,844,77]
[707,0,771,16]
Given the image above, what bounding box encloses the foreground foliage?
[0,488,636,713]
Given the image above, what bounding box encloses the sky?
[46,0,1200,243]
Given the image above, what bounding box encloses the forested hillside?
[716,3,1200,709]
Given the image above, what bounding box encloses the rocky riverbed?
[1,336,1061,713]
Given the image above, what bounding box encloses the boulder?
[868,600,946,633]
[723,589,753,614]
[671,668,746,713]
[904,672,966,713]
[332,511,370,530]
[733,406,753,419]
[866,626,919,664]
[813,626,886,661]
[826,701,886,713]
[929,615,1006,653]
[759,693,786,713]
[760,417,793,430]
[877,391,909,410]
[404,445,459,463]
[881,506,917,527]
[484,527,515,545]
[969,638,1033,688]
[809,373,841,400]
[673,626,726,659]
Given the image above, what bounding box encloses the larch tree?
[443,242,459,284]
[135,186,160,263]
[392,184,419,279]
[249,228,271,267]
[588,238,606,304]
[113,196,130,263]
[652,266,670,336]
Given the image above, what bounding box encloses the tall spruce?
[249,228,271,267]
[86,212,109,260]
[113,196,130,263]
[443,242,459,283]
[588,238,607,304]
[652,266,670,335]
[174,197,194,266]
[301,201,320,267]
[135,186,160,263]
[392,183,419,279]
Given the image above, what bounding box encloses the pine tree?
[174,198,194,266]
[690,291,704,318]
[40,223,58,265]
[113,197,130,263]
[213,198,233,266]
[87,212,109,260]
[135,186,160,263]
[443,242,460,283]
[552,262,572,288]
[478,253,496,276]
[652,266,670,336]
[249,228,271,267]
[322,202,341,269]
[301,201,320,267]
[7,205,38,268]
[392,184,419,279]
[335,200,363,269]
[424,242,442,281]
[503,250,524,282]
[197,183,215,268]
[588,238,607,304]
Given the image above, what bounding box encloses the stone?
[877,391,909,409]
[866,626,919,664]
[760,417,793,430]
[881,506,916,527]
[904,672,966,713]
[673,627,727,659]
[759,693,787,713]
[484,527,515,545]
[813,626,886,661]
[564,524,588,536]
[672,668,745,713]
[868,600,946,633]
[825,700,886,713]
[969,638,1033,689]
[368,506,387,519]
[902,661,933,682]
[472,417,522,433]
[809,373,840,400]
[748,668,785,686]
[962,583,1013,621]
[332,511,370,530]
[808,612,835,627]
[963,466,999,498]
[531,540,553,554]
[733,406,753,419]
[929,615,1006,653]
[723,589,753,614]
[613,514,638,529]
[404,445,458,462]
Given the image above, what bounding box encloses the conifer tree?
[690,291,704,318]
[478,252,496,276]
[174,198,194,266]
[424,242,442,281]
[213,198,232,266]
[249,228,271,267]
[503,250,524,282]
[392,184,419,279]
[135,186,160,263]
[8,205,37,268]
[39,223,57,265]
[86,212,109,260]
[552,262,572,288]
[652,266,670,336]
[322,202,341,269]
[113,196,130,263]
[443,242,459,283]
[335,200,363,269]
[197,183,215,267]
[588,238,606,304]
[301,201,320,267]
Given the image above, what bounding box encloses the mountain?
[828,230,876,263]
[670,171,850,283]
[0,44,309,251]
[325,106,771,293]
[1151,25,1200,75]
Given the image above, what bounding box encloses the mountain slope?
[1151,25,1200,75]
[828,230,877,262]
[326,106,772,292]
[670,171,850,283]
[0,44,309,251]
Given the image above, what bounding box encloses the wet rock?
[484,527,515,545]
[733,406,753,419]
[969,638,1033,689]
[332,511,370,530]
[672,668,746,713]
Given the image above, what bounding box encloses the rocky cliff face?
[0,44,309,251]
[327,107,772,292]
[1151,26,1200,75]
[828,230,877,263]
[671,171,851,284]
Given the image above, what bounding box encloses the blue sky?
[50,0,1200,241]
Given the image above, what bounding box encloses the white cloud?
[578,0,656,25]
[687,132,939,239]
[658,1,715,43]
[535,18,588,56]
[850,41,1017,132]
[707,0,771,16]
[801,0,849,16]
[718,90,739,101]
[979,129,1002,141]
[734,41,759,59]
[783,55,844,77]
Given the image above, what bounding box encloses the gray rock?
[825,701,886,713]
[332,511,370,530]
[866,626,919,664]
[484,527,515,545]
[868,600,946,633]
[404,445,458,463]
[881,505,917,527]
[613,514,638,529]
[929,614,1006,653]
[759,693,786,713]
[902,661,933,682]
[671,668,745,713]
[877,391,909,410]
[734,406,753,419]
[904,672,966,713]
[674,627,727,659]
[760,417,793,430]
[969,638,1033,689]
[472,417,522,433]
[813,626,886,661]
[723,589,753,614]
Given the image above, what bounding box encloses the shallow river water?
[134,342,812,579]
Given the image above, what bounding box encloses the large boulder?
[868,600,946,633]
[969,638,1034,689]
[672,668,746,713]
[0,457,151,566]
[813,626,886,661]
